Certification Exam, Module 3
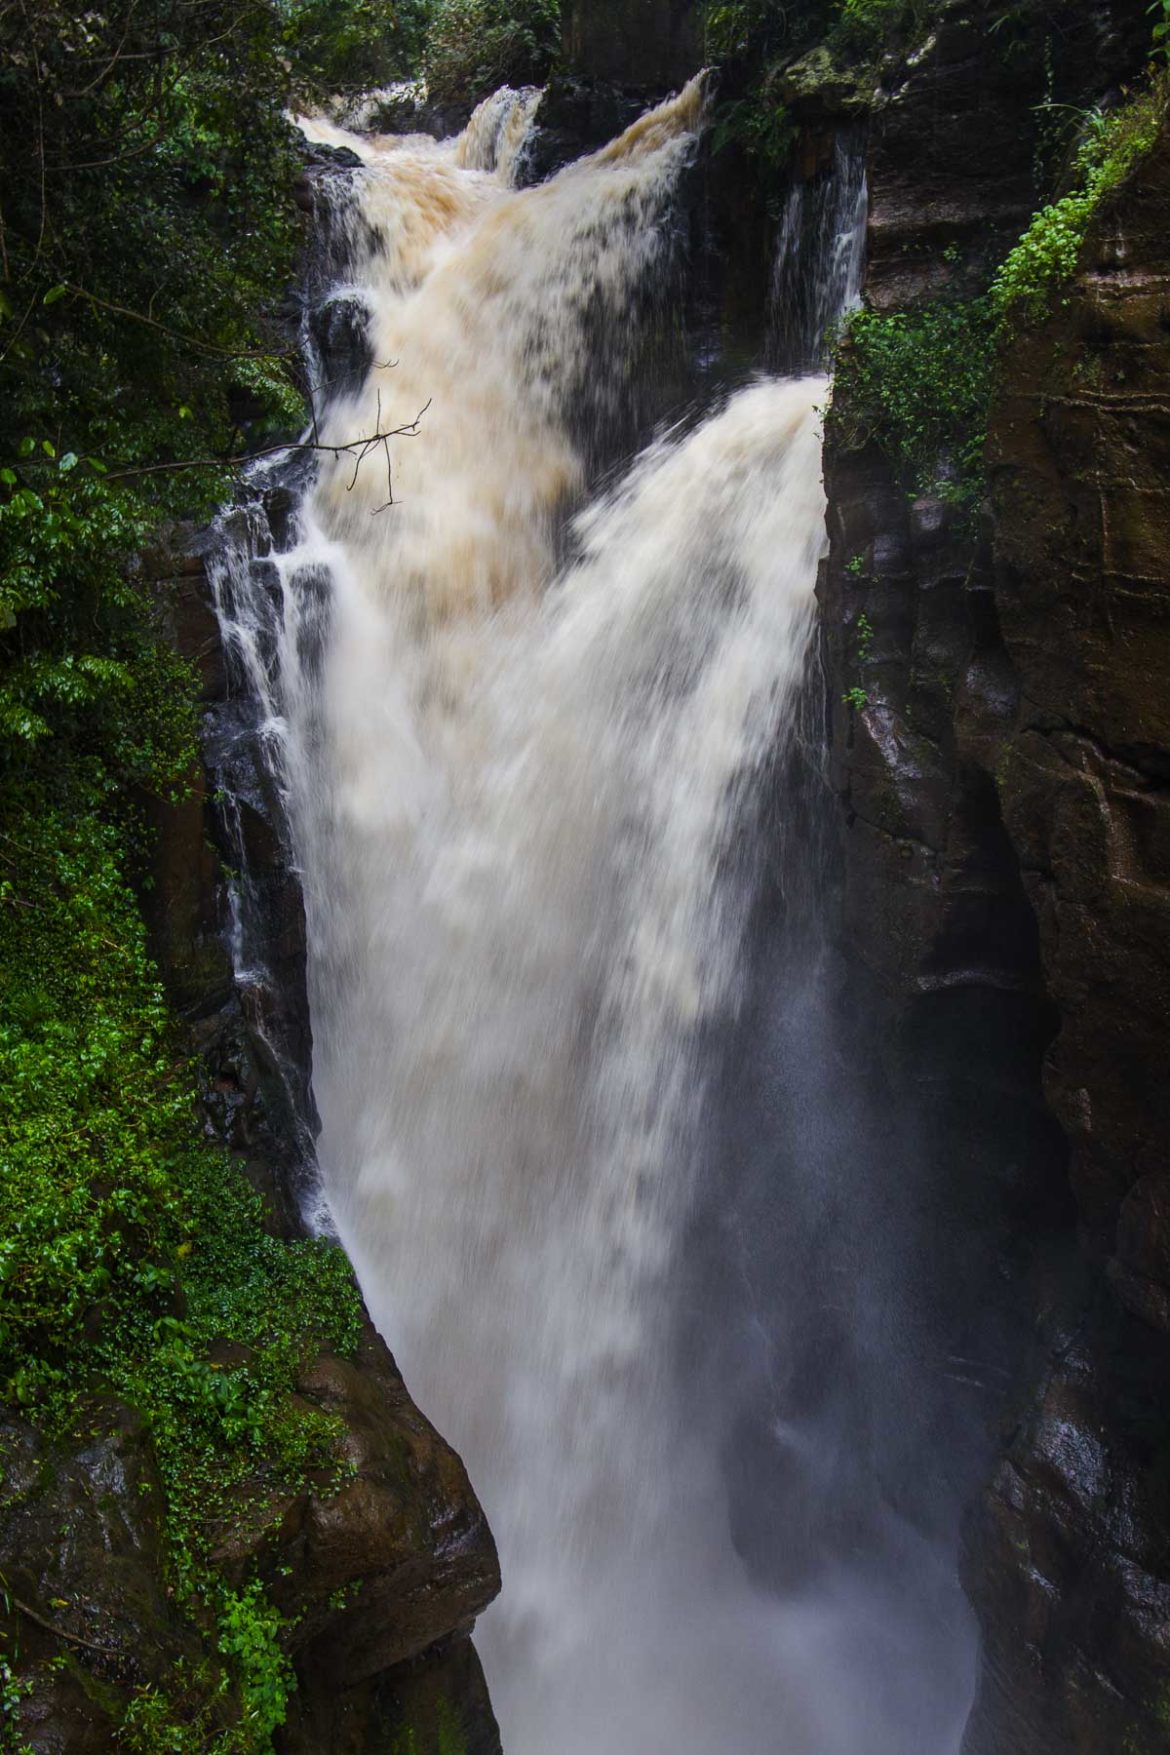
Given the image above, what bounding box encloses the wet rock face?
[221,1324,500,1690]
[954,133,1170,1749]
[1,1343,501,1755]
[562,0,701,90]
[822,5,1170,1746]
[990,125,1170,1299]
[0,1403,198,1750]
[863,0,1151,308]
[963,1310,1170,1755]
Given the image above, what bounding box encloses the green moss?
[390,1699,469,1755]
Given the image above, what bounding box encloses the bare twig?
[94,401,433,501]
[13,1595,121,1657]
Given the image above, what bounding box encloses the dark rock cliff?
[963,118,1170,1755]
[562,0,701,89]
[819,3,1170,1747]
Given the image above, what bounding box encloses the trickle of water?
[211,81,975,1755]
[769,128,867,374]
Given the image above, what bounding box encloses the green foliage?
[992,78,1167,315]
[0,769,362,1748]
[117,1625,292,1755]
[709,93,795,168]
[423,0,560,104]
[0,764,362,1402]
[829,297,997,503]
[216,1587,295,1744]
[701,0,928,176]
[280,0,430,96]
[840,614,873,710]
[0,461,199,773]
[1151,0,1170,64]
[702,0,820,170]
[831,0,929,52]
[0,1,308,785]
[0,1642,32,1755]
[0,4,385,1750]
[704,0,839,64]
[118,1682,215,1755]
[829,69,1166,505]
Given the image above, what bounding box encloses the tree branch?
[91,402,433,507]
[58,284,295,361]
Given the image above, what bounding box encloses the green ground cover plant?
[992,74,1167,314]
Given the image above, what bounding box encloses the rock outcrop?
[0,1338,501,1755]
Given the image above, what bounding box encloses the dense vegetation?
[703,0,928,170]
[424,0,561,102]
[0,2,403,1748]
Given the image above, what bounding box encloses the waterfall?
[769,127,867,374]
[210,82,975,1754]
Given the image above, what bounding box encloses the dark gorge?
[2,2,1169,1752]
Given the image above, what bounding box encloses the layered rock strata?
[820,4,1170,1747]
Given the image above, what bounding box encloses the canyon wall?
[818,3,1170,1746]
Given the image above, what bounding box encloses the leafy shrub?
[1152,0,1170,64]
[831,0,930,52]
[424,0,561,103]
[280,0,431,97]
[216,1587,296,1744]
[992,75,1168,315]
[829,298,997,503]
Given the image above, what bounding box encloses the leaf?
[41,440,56,459]
[0,469,16,487]
[17,436,36,458]
[59,452,79,473]
[42,284,68,307]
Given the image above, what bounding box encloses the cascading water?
[769,127,867,375]
[210,81,977,1754]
